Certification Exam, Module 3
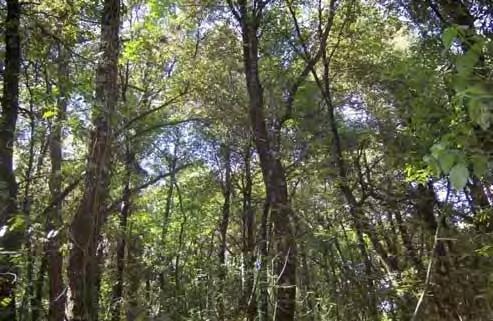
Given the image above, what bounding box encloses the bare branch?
[327,0,355,65]
[40,176,84,219]
[226,0,241,22]
[281,0,338,125]
[130,117,208,140]
[255,0,273,17]
[117,85,189,135]
[105,163,195,214]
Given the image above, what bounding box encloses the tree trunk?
[32,255,47,321]
[110,148,132,321]
[309,38,382,319]
[126,237,144,321]
[158,156,176,316]
[67,0,120,319]
[300,242,316,321]
[22,106,36,321]
[258,201,270,321]
[241,147,256,321]
[236,4,297,321]
[218,144,231,321]
[45,42,69,321]
[0,0,21,319]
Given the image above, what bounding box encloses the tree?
[67,0,120,319]
[0,0,21,319]
[0,0,491,320]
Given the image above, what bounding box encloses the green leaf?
[442,27,457,49]
[471,154,488,177]
[42,109,57,119]
[430,143,446,159]
[465,85,487,96]
[424,155,440,176]
[456,43,482,76]
[9,215,25,232]
[437,151,455,173]
[468,98,491,130]
[449,163,469,190]
[429,144,456,173]
[1,297,12,307]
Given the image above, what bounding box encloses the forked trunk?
[237,7,297,321]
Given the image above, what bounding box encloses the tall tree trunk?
[173,182,187,315]
[241,147,256,321]
[32,256,47,321]
[218,144,231,321]
[258,201,270,321]
[22,105,36,321]
[126,237,144,321]
[394,211,423,273]
[299,242,316,321]
[67,0,120,320]
[0,0,21,319]
[233,3,297,320]
[308,34,383,319]
[46,42,69,321]
[110,146,132,321]
[158,155,176,316]
[413,183,455,320]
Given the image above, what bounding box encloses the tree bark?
[126,237,145,321]
[218,144,232,321]
[241,147,256,321]
[0,0,21,319]
[233,3,298,320]
[258,200,270,321]
[67,0,120,320]
[21,99,37,321]
[46,42,69,321]
[158,155,176,316]
[110,148,132,321]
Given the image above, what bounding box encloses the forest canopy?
[0,0,492,321]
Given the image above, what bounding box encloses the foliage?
[0,1,492,321]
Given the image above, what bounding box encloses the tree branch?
[226,0,241,22]
[130,117,207,140]
[40,176,84,219]
[105,163,194,214]
[117,85,189,135]
[281,0,338,126]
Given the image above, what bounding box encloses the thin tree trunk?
[111,70,132,321]
[21,105,36,321]
[241,147,256,321]
[218,144,232,321]
[308,36,382,319]
[174,181,187,314]
[158,155,176,315]
[67,0,120,319]
[394,211,424,273]
[300,242,316,321]
[21,64,50,321]
[0,0,21,319]
[45,42,69,321]
[126,236,144,321]
[32,256,47,321]
[110,148,132,321]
